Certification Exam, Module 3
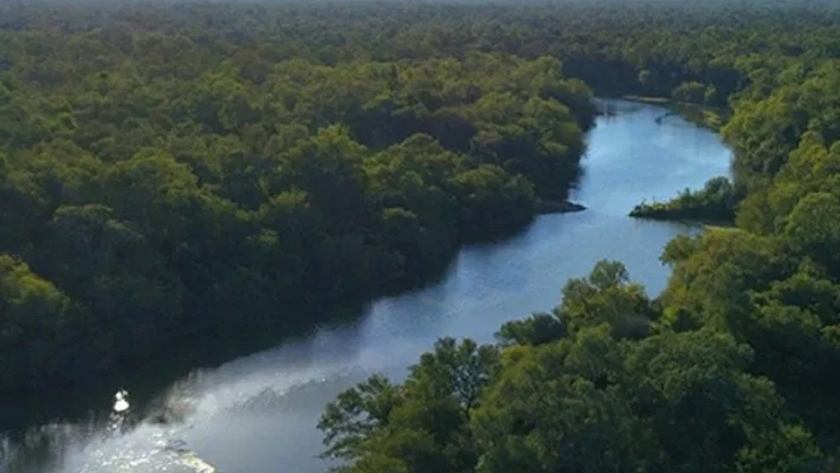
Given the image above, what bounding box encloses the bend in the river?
[0,99,733,473]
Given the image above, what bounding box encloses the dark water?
[0,99,732,473]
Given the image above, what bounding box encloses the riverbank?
[622,95,729,131]
[704,222,738,231]
[537,199,586,215]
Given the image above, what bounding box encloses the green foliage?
[5,2,840,469]
[0,5,597,394]
[0,256,71,389]
[630,176,746,223]
[672,81,707,104]
[323,263,829,472]
[319,338,499,473]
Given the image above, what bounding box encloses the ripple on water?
[77,430,219,473]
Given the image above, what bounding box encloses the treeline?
[313,2,840,472]
[0,4,597,397]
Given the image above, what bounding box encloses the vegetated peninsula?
[629,175,746,223]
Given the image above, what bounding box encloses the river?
[0,99,733,473]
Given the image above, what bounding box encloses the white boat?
[113,389,130,413]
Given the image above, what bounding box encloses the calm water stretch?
[1,100,733,473]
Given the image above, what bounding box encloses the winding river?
[1,99,733,473]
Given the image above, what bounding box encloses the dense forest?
[0,2,598,400]
[3,0,840,469]
[309,2,840,473]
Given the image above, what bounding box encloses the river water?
[0,99,732,473]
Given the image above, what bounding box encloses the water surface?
[0,100,732,473]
